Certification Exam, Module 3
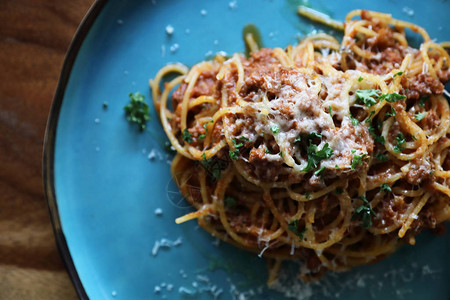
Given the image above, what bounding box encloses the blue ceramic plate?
[44,0,450,299]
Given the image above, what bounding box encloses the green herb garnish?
[415,112,426,121]
[358,76,364,82]
[200,153,226,179]
[182,128,193,143]
[379,92,405,103]
[375,152,388,162]
[229,139,242,160]
[368,121,385,145]
[308,132,323,139]
[393,71,403,78]
[365,111,375,124]
[393,132,406,153]
[352,196,375,229]
[380,183,392,193]
[351,151,366,170]
[288,220,307,241]
[271,125,280,134]
[302,142,334,173]
[314,166,326,176]
[419,95,429,107]
[350,115,360,126]
[385,107,396,117]
[356,89,380,107]
[124,92,150,131]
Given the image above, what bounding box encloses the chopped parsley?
[329,105,333,118]
[279,151,283,157]
[393,132,406,153]
[349,115,360,126]
[229,137,247,160]
[358,76,364,82]
[308,132,323,139]
[351,150,366,170]
[356,89,380,107]
[368,121,385,145]
[375,152,388,162]
[385,107,396,117]
[380,183,392,193]
[198,123,209,140]
[392,71,403,78]
[419,95,429,107]
[288,220,307,241]
[200,153,226,179]
[415,112,426,121]
[271,125,280,134]
[379,92,405,103]
[294,135,302,144]
[305,192,310,199]
[314,166,326,176]
[365,111,375,124]
[302,142,334,173]
[264,148,270,154]
[352,196,375,229]
[182,128,193,143]
[124,92,150,131]
[224,196,237,208]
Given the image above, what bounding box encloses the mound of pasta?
[150,10,450,283]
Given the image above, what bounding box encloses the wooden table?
[0,1,95,298]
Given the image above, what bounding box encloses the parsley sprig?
[356,89,379,107]
[351,150,366,170]
[288,220,307,241]
[355,89,406,107]
[200,153,227,179]
[393,132,406,153]
[229,137,250,160]
[124,92,150,131]
[182,128,193,143]
[352,196,375,229]
[302,142,333,173]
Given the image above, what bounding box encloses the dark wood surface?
[0,1,95,298]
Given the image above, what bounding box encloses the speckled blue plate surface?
[44,0,450,299]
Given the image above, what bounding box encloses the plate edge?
[42,1,109,299]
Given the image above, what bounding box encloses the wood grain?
[0,0,95,299]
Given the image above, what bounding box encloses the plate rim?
[42,0,108,299]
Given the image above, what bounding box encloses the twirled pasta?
[150,10,450,283]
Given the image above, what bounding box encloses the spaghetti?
[150,10,450,284]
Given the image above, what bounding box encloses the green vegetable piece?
[379,92,406,103]
[288,220,307,241]
[375,152,388,162]
[380,183,392,193]
[351,151,366,170]
[271,125,280,134]
[302,142,334,173]
[182,128,193,143]
[352,196,375,229]
[124,92,150,131]
[393,132,406,153]
[415,112,426,121]
[356,89,380,107]
[349,115,360,126]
